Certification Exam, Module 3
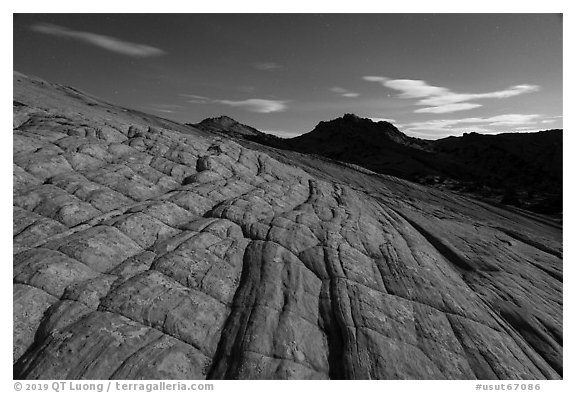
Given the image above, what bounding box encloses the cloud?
[180,94,210,100]
[329,87,360,98]
[30,23,165,57]
[418,84,540,106]
[415,103,482,114]
[379,78,448,98]
[408,113,541,129]
[262,129,302,138]
[538,115,563,126]
[363,76,540,114]
[180,94,212,103]
[363,76,388,83]
[399,113,546,137]
[147,103,182,114]
[484,114,542,126]
[181,92,288,114]
[216,99,288,113]
[253,62,282,71]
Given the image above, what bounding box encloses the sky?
[13,13,563,139]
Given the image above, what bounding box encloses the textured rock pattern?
[13,73,562,379]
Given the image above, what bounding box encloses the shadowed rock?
[234,114,561,214]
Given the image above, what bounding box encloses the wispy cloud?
[253,62,282,71]
[262,129,301,138]
[30,23,165,57]
[179,94,212,103]
[181,94,288,113]
[150,108,176,114]
[180,94,209,99]
[148,104,182,114]
[540,115,563,125]
[329,87,360,98]
[415,103,482,114]
[399,113,549,138]
[483,114,543,126]
[363,76,540,114]
[216,99,288,113]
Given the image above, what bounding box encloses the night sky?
[13,14,562,139]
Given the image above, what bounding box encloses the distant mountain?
[191,115,264,137]
[195,114,562,214]
[284,113,442,179]
[190,115,286,146]
[432,130,562,213]
[434,130,562,190]
[291,113,432,150]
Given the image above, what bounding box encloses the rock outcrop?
[13,72,562,380]
[192,116,264,137]
[247,114,562,214]
[191,115,286,149]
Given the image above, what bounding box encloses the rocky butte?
[13,71,562,379]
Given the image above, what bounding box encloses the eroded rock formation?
[13,72,562,379]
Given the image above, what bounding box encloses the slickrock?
[13,72,562,380]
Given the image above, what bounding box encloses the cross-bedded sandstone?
[13,72,562,380]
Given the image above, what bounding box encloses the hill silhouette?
[221,114,562,214]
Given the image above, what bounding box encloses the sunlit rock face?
[13,72,562,380]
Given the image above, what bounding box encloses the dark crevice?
[319,245,350,380]
[393,210,476,273]
[494,227,563,260]
[495,303,563,376]
[206,241,259,379]
[319,281,345,379]
[13,302,62,379]
[445,315,497,380]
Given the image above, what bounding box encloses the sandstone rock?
[13,284,58,362]
[13,72,562,380]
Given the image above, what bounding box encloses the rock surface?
[13,72,562,380]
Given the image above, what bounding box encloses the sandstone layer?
[13,72,562,379]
